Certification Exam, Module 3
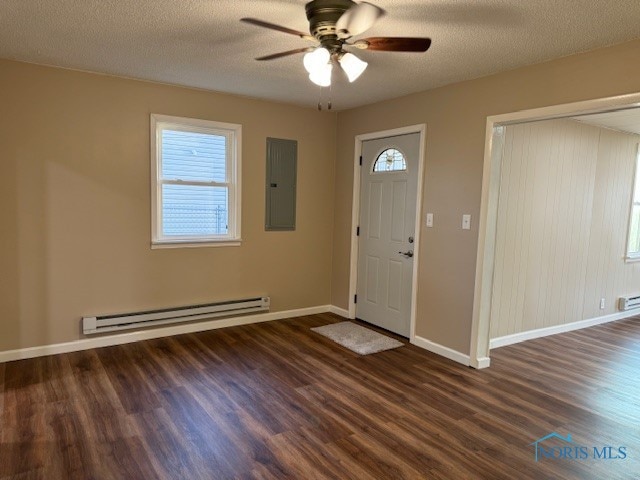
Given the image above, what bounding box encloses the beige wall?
[0,59,336,351]
[332,39,640,355]
[3,38,640,356]
[490,119,640,339]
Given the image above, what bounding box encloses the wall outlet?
[599,298,606,310]
[426,213,434,227]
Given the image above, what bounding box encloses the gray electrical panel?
[265,138,297,231]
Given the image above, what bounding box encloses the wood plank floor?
[1,313,639,479]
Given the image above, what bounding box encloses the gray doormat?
[311,321,403,355]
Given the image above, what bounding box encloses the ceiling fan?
[241,0,431,88]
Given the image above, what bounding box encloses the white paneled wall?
[490,119,640,340]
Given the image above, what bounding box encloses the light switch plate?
[426,213,433,227]
[462,214,471,230]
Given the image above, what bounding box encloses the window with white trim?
[151,114,241,247]
[627,148,640,258]
[627,147,640,260]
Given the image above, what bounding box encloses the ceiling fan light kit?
[339,52,368,82]
[309,60,333,87]
[303,47,330,73]
[241,0,431,96]
[304,47,367,86]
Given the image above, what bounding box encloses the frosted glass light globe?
[340,53,368,82]
[303,48,330,74]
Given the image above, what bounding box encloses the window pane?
[162,184,228,236]
[161,129,226,182]
[629,205,640,254]
[373,148,407,172]
[635,158,640,204]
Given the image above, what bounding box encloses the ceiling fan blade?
[255,47,315,61]
[353,37,432,52]
[241,18,315,42]
[336,2,386,39]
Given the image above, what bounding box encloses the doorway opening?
[470,92,640,369]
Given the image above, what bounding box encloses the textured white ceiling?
[1,0,640,110]
[573,108,640,135]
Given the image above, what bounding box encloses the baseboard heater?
[82,296,270,335]
[618,294,640,311]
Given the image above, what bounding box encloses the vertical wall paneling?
[490,119,640,340]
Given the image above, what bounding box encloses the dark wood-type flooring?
[1,313,639,479]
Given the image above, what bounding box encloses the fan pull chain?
[317,87,332,111]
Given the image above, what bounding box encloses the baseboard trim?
[470,356,491,369]
[329,305,350,318]
[490,310,639,349]
[411,335,471,367]
[0,305,332,363]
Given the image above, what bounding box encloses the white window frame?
[626,144,640,261]
[150,114,242,248]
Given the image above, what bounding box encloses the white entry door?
[356,133,420,337]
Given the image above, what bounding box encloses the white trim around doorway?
[469,92,640,369]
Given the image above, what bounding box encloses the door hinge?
[359,155,363,166]
[356,226,360,236]
[354,294,358,304]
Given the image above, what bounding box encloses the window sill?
[151,239,241,249]
[625,254,640,263]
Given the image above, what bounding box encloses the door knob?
[398,250,414,258]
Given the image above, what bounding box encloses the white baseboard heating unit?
[83,297,270,335]
[618,295,640,311]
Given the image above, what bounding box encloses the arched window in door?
[373,148,407,172]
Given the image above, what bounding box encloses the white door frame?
[348,124,427,340]
[469,92,640,369]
